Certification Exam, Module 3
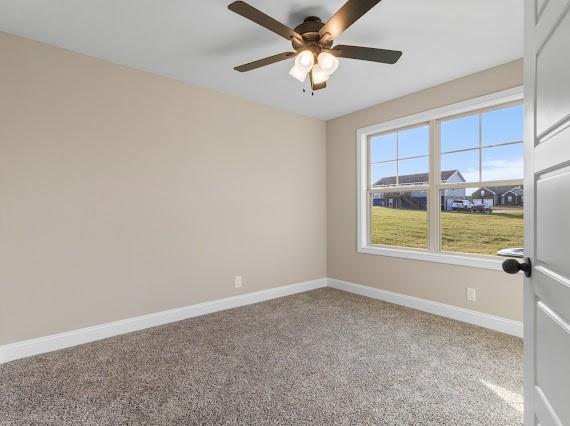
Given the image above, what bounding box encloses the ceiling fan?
[228,0,402,91]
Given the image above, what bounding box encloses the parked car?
[472,204,493,213]
[451,200,473,211]
[497,247,524,258]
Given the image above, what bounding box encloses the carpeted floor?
[0,288,523,425]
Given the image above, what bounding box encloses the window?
[370,125,429,188]
[370,190,428,249]
[357,88,524,270]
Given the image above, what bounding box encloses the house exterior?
[501,187,524,205]
[372,170,466,210]
[470,186,524,207]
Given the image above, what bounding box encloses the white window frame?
[357,86,524,270]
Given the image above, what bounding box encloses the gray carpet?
[0,288,523,425]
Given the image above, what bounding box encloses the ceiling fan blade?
[234,52,295,72]
[228,1,302,42]
[319,0,383,40]
[332,45,402,64]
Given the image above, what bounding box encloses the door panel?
[536,0,549,20]
[536,168,570,277]
[535,303,570,424]
[524,0,570,423]
[534,130,569,171]
[533,385,562,425]
[535,5,570,136]
[534,268,570,324]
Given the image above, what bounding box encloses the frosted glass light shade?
[295,50,314,72]
[311,64,330,84]
[289,64,308,82]
[317,52,339,75]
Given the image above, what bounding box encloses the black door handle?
[502,257,532,277]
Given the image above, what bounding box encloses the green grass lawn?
[371,206,523,256]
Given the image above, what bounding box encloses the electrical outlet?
[234,276,243,289]
[466,288,477,302]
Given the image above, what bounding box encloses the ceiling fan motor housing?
[292,17,333,53]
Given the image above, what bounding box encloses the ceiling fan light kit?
[289,63,308,82]
[296,50,315,70]
[311,63,330,85]
[288,49,337,84]
[228,0,402,91]
[317,51,339,75]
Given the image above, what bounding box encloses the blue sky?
[370,104,524,185]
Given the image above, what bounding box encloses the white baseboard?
[327,278,523,337]
[0,276,522,364]
[0,278,327,364]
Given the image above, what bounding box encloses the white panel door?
[522,0,570,424]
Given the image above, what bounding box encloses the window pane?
[370,133,397,163]
[482,143,524,181]
[441,114,479,153]
[370,191,428,249]
[398,126,429,158]
[370,161,397,187]
[440,149,479,182]
[482,104,523,146]
[398,157,429,184]
[440,186,524,256]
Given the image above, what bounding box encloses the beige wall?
[0,31,524,346]
[326,59,524,322]
[0,33,326,345]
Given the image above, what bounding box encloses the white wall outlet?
[234,276,243,289]
[466,288,477,302]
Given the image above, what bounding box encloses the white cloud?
[457,158,524,185]
[481,158,524,181]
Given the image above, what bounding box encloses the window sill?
[357,245,504,271]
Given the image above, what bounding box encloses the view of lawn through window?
[371,192,427,249]
[440,192,523,255]
[368,102,524,257]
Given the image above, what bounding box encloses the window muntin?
[439,105,524,184]
[441,114,479,152]
[370,162,398,187]
[398,157,429,179]
[441,150,479,182]
[398,126,429,157]
[369,124,429,188]
[370,133,397,163]
[481,143,524,181]
[365,101,524,259]
[481,104,523,146]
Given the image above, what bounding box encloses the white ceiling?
[0,0,523,120]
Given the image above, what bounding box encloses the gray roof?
[374,170,463,186]
[474,186,524,196]
[506,187,524,196]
